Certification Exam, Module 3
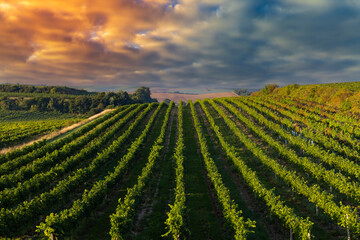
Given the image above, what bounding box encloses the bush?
[262,84,279,95]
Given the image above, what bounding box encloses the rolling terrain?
[1,83,360,239]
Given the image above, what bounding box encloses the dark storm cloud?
[144,0,360,88]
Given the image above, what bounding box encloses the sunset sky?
[0,0,359,91]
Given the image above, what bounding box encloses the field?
[151,92,239,103]
[0,111,85,151]
[0,96,360,240]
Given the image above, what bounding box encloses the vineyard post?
[346,213,350,240]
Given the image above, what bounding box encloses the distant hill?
[151,92,239,104]
[254,81,360,113]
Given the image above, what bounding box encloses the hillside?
[254,81,360,113]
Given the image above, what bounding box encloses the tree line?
[0,84,91,95]
[0,86,157,114]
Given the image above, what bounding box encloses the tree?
[131,87,157,103]
[117,90,131,105]
[234,88,251,96]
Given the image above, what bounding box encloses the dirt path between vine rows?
[0,108,116,155]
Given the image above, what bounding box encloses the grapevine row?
[258,96,360,144]
[279,96,360,128]
[109,101,174,239]
[280,95,360,146]
[232,98,360,181]
[0,105,127,168]
[0,120,72,149]
[199,100,313,240]
[208,99,360,236]
[36,102,164,239]
[0,105,140,190]
[163,101,186,240]
[0,103,157,236]
[190,100,255,240]
[248,97,360,161]
[216,98,360,204]
[0,104,146,209]
[0,106,125,164]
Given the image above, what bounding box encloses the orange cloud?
[0,0,167,86]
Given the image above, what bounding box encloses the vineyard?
[0,111,84,150]
[0,96,360,240]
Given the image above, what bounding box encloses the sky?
[0,0,359,91]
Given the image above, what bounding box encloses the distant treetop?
[233,88,252,96]
[0,84,92,95]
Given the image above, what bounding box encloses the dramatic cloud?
[0,0,359,90]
